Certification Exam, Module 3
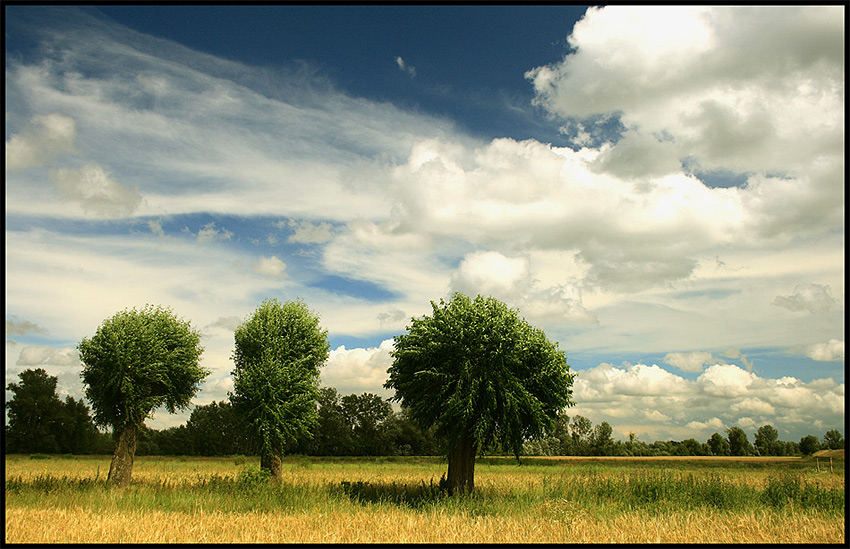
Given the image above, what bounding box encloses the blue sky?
[5,5,845,443]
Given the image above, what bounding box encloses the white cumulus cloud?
[321,339,395,397]
[686,417,725,432]
[450,251,530,299]
[569,361,843,442]
[697,363,758,397]
[253,255,287,278]
[803,339,844,362]
[525,5,844,246]
[526,6,844,174]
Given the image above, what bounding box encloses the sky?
[5,5,845,444]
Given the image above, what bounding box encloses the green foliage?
[5,369,100,455]
[799,434,821,456]
[569,415,594,455]
[590,421,614,456]
[822,429,844,450]
[708,432,730,456]
[761,474,844,512]
[186,401,256,456]
[309,387,355,455]
[57,396,101,455]
[305,389,444,457]
[77,304,208,432]
[236,467,273,487]
[5,369,64,454]
[386,293,575,458]
[336,479,449,508]
[726,426,752,456]
[755,424,779,456]
[341,392,395,456]
[229,299,330,460]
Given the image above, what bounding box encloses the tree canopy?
[823,429,844,450]
[755,424,780,456]
[799,434,821,456]
[385,293,574,493]
[229,298,329,480]
[5,368,100,455]
[78,304,208,485]
[726,426,752,456]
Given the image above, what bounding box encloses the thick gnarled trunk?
[446,432,476,494]
[107,424,137,487]
[260,447,283,482]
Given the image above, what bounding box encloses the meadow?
[5,454,844,543]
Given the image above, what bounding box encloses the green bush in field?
[29,453,51,460]
[236,468,272,488]
[336,479,449,508]
[761,474,844,512]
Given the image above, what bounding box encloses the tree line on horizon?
[6,367,844,459]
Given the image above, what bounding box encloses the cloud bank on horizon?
[5,5,844,442]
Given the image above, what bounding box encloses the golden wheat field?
[5,454,845,544]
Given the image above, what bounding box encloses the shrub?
[236,467,272,487]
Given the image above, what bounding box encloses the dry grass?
[5,506,843,544]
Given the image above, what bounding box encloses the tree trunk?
[446,431,475,495]
[260,446,283,482]
[107,424,137,487]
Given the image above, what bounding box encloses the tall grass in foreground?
[6,468,843,516]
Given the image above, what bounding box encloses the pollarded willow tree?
[385,293,575,494]
[229,298,329,481]
[78,305,208,486]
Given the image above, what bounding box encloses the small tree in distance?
[755,424,779,456]
[799,434,821,456]
[78,305,207,486]
[707,432,730,456]
[822,429,844,450]
[230,299,329,481]
[386,293,575,494]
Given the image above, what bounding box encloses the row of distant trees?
[6,367,844,459]
[522,412,845,458]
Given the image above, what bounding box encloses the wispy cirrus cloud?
[773,283,840,313]
[50,164,142,217]
[5,316,49,337]
[395,56,416,78]
[5,113,77,171]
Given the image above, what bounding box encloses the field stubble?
[4,454,844,544]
